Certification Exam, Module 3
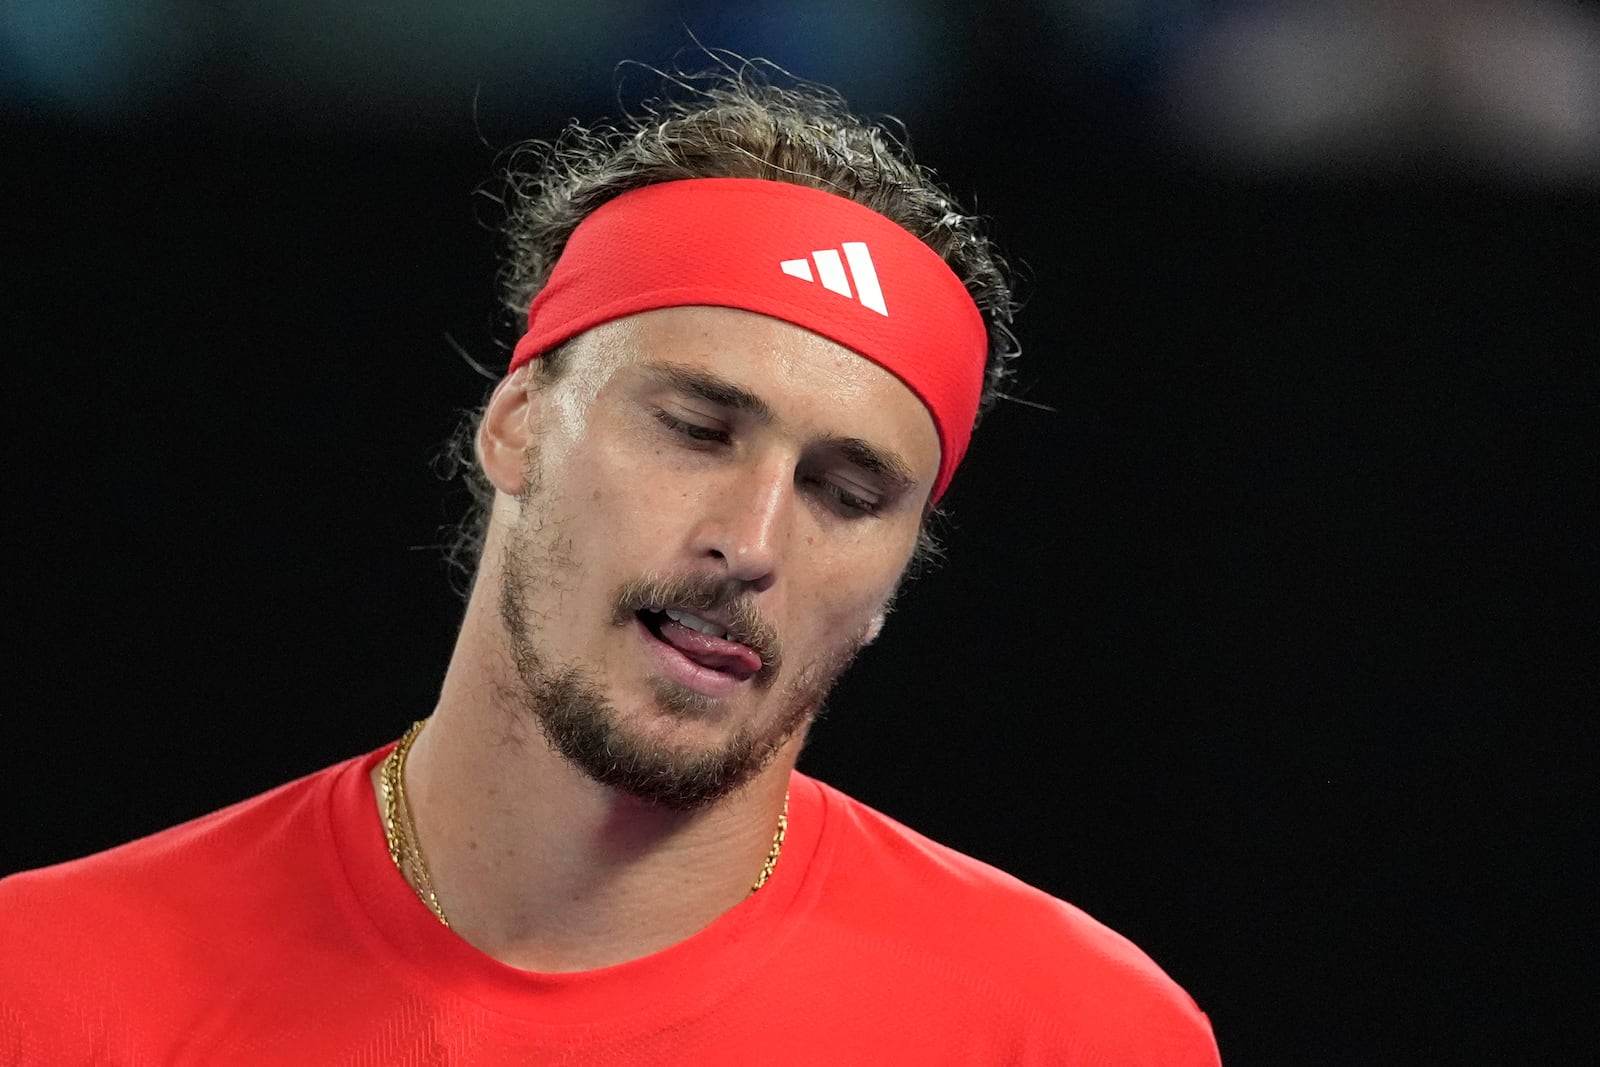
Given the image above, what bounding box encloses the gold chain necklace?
[380,719,790,929]
[380,719,450,926]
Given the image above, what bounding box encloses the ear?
[863,610,887,646]
[478,369,537,496]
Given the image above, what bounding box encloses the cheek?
[556,438,677,547]
[794,548,906,635]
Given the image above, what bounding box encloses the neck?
[370,578,797,973]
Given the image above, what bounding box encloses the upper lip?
[646,603,760,660]
[663,605,736,636]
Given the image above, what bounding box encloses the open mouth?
[635,608,763,684]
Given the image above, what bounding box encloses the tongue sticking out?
[655,618,763,680]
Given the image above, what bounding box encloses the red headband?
[507,178,987,502]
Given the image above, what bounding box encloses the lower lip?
[634,617,749,699]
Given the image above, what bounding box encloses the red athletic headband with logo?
[507,178,988,502]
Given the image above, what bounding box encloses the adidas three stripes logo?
[779,242,888,316]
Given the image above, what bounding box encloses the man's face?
[484,306,940,809]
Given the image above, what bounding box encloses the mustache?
[611,573,783,679]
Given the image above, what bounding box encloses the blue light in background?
[2,0,948,137]
[1,0,207,119]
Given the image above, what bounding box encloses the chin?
[523,663,802,811]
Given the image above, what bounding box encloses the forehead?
[566,307,940,472]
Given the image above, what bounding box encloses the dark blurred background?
[3,1,1594,1063]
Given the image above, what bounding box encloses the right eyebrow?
[644,363,775,424]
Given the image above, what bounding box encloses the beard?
[495,491,869,812]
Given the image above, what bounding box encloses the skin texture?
[492,308,937,807]
[378,306,939,971]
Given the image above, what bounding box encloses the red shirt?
[0,749,1220,1064]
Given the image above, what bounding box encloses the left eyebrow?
[821,434,919,495]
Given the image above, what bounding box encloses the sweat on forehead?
[506,178,987,502]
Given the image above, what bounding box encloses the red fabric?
[507,179,989,502]
[0,750,1220,1065]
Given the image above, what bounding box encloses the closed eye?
[806,475,882,517]
[654,409,729,445]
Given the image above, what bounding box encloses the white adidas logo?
[779,242,888,316]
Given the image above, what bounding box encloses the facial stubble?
[495,472,869,812]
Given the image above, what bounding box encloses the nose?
[691,459,793,591]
